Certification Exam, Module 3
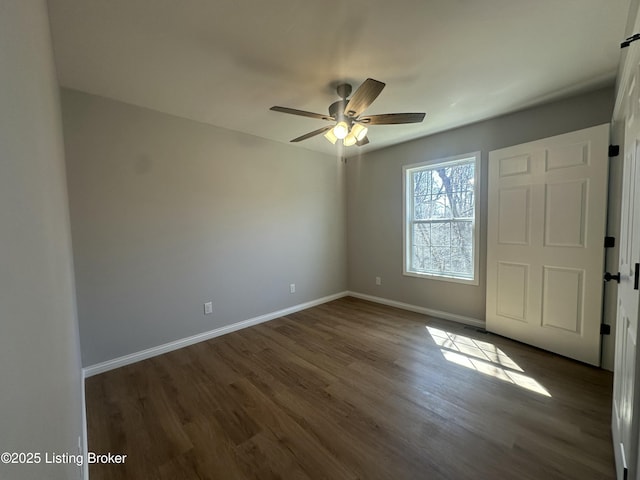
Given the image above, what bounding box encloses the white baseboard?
[83,291,349,377]
[347,291,485,328]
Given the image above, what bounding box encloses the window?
[403,152,480,284]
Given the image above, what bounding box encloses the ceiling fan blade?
[356,136,370,147]
[359,112,426,125]
[290,125,334,143]
[270,106,333,121]
[344,78,386,117]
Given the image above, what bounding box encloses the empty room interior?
[4,1,640,479]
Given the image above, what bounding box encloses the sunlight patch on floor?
[427,326,551,397]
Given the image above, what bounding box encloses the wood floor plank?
[86,297,615,479]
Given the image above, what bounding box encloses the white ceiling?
[48,0,631,157]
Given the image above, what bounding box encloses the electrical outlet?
[204,301,213,315]
[290,283,296,294]
[375,276,382,285]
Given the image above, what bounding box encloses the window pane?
[413,170,445,219]
[452,221,472,250]
[450,247,471,275]
[436,163,474,219]
[411,223,431,271]
[430,246,450,273]
[450,222,473,276]
[430,222,451,247]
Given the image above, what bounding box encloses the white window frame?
[402,151,481,285]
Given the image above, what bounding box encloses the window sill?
[403,270,479,286]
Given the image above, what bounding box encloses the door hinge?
[622,33,640,48]
[635,263,639,290]
[609,145,620,157]
[604,271,621,283]
[604,236,616,248]
[600,324,611,335]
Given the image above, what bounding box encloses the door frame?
[611,3,640,477]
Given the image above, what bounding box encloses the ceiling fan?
[270,78,426,147]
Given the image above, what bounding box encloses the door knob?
[604,272,621,283]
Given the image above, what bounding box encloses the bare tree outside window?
[405,154,478,282]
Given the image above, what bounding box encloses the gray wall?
[346,86,615,358]
[0,2,84,479]
[61,90,347,367]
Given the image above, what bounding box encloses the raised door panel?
[498,187,530,245]
[541,267,584,334]
[496,262,529,322]
[545,142,589,171]
[499,154,531,177]
[544,180,587,248]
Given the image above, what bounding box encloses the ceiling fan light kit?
[270,78,426,147]
[333,121,349,139]
[343,133,357,147]
[323,128,338,145]
[321,118,368,146]
[351,123,368,141]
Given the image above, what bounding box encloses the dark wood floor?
[86,297,615,479]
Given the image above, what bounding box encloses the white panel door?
[611,63,640,480]
[487,124,609,366]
